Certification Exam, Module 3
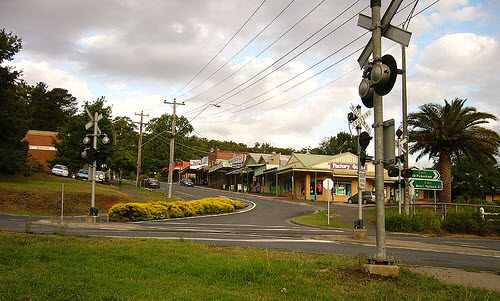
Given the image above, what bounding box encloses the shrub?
[108,197,246,222]
[386,211,441,233]
[441,211,494,236]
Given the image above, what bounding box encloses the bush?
[386,211,441,233]
[441,211,495,236]
[108,198,246,222]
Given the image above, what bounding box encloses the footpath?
[38,184,500,292]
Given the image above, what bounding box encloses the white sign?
[323,178,334,191]
[359,170,366,190]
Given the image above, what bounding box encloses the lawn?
[294,210,348,229]
[0,231,497,300]
[0,173,175,216]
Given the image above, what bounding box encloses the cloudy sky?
[1,0,498,167]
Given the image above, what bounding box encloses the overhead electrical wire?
[182,0,364,114]
[176,0,297,100]
[193,0,438,124]
[169,0,267,99]
[181,0,327,112]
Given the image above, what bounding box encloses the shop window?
[300,180,305,195]
[333,180,352,196]
[310,180,323,195]
[283,178,292,193]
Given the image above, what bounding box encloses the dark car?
[180,178,194,187]
[348,190,375,204]
[142,178,160,188]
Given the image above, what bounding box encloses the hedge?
[108,197,246,222]
[385,209,499,236]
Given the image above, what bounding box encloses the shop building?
[258,152,394,202]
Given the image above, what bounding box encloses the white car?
[51,164,69,177]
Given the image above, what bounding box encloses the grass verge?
[0,231,497,300]
[294,210,348,229]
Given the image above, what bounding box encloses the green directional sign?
[409,179,443,190]
[411,169,440,180]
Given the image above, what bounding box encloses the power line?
[194,1,441,125]
[204,30,369,118]
[183,1,365,113]
[169,0,267,99]
[177,0,297,100]
[194,0,437,121]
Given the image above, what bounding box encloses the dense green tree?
[142,114,194,173]
[311,132,357,155]
[0,29,30,174]
[51,97,114,171]
[451,156,500,202]
[108,116,138,177]
[28,82,77,131]
[408,98,500,203]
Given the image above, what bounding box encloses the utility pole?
[135,111,149,187]
[371,0,386,260]
[164,98,185,198]
[402,45,410,215]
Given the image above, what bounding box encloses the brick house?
[24,130,58,172]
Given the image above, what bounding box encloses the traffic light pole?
[402,44,410,215]
[371,0,387,260]
[91,111,98,211]
[357,125,363,222]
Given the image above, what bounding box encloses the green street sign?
[411,169,440,180]
[409,179,443,190]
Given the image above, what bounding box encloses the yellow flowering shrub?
[108,197,246,222]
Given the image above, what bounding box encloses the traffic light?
[393,180,406,189]
[401,169,413,179]
[96,151,107,164]
[358,66,374,108]
[388,167,399,177]
[359,131,372,151]
[371,55,398,96]
[87,147,98,163]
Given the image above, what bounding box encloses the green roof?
[292,153,336,167]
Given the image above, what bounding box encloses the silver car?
[51,164,69,177]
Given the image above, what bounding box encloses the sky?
[1,0,499,168]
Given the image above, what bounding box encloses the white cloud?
[11,60,95,105]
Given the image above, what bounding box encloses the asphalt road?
[1,182,499,272]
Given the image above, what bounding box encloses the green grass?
[294,210,348,229]
[0,231,496,300]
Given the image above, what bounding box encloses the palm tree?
[408,98,500,203]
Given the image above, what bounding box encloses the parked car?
[94,171,106,183]
[75,169,89,181]
[142,178,160,188]
[348,190,375,204]
[51,164,69,177]
[180,178,194,187]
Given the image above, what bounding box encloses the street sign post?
[409,179,443,190]
[323,178,334,225]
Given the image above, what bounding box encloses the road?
[1,182,499,272]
